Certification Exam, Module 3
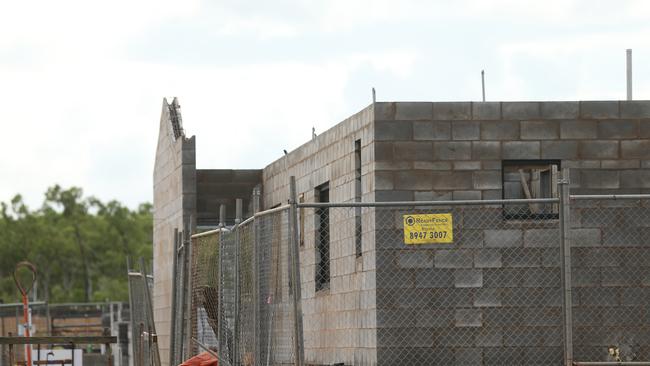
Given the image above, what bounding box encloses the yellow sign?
[403,213,453,244]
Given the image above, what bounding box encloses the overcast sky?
[1,0,650,209]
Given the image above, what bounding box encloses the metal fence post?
[252,189,261,365]
[184,217,194,357]
[233,199,242,366]
[169,229,179,366]
[559,168,573,365]
[289,176,305,366]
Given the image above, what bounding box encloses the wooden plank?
[518,169,539,214]
[0,336,116,345]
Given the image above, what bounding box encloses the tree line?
[0,185,152,304]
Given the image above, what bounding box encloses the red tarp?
[179,352,218,366]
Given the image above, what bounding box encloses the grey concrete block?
[621,140,650,159]
[433,141,471,160]
[601,159,640,169]
[432,171,473,189]
[502,248,541,268]
[482,189,502,199]
[415,161,451,170]
[375,120,412,141]
[452,121,480,140]
[452,190,481,200]
[395,102,433,120]
[394,141,433,161]
[620,169,650,188]
[560,120,598,139]
[580,101,620,119]
[541,248,560,267]
[581,170,620,189]
[642,120,650,138]
[375,171,394,190]
[523,268,560,287]
[577,287,619,306]
[455,269,483,288]
[455,308,482,327]
[572,267,600,287]
[433,102,472,120]
[541,140,578,159]
[394,170,433,190]
[481,120,519,139]
[521,120,559,139]
[474,250,502,268]
[414,190,452,201]
[502,102,540,119]
[415,309,455,328]
[569,228,601,247]
[541,101,579,119]
[579,141,619,159]
[398,251,433,269]
[413,121,451,140]
[374,102,396,120]
[473,102,501,120]
[374,141,393,161]
[485,229,523,247]
[453,161,481,170]
[473,171,501,189]
[415,269,454,288]
[620,101,650,118]
[375,190,414,201]
[455,348,482,365]
[475,328,502,347]
[502,141,541,159]
[474,288,502,307]
[435,250,473,268]
[472,141,501,160]
[482,161,502,170]
[598,120,639,139]
[457,229,484,247]
[523,229,558,248]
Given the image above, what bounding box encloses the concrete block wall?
[153,99,196,366]
[371,100,650,364]
[570,201,650,361]
[262,105,377,365]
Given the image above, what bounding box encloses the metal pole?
[559,168,573,365]
[481,70,486,102]
[626,49,633,101]
[184,218,193,357]
[169,229,178,366]
[233,200,242,366]
[252,189,260,365]
[219,205,226,228]
[288,177,305,366]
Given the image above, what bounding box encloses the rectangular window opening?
[502,160,560,220]
[315,182,330,291]
[354,139,362,257]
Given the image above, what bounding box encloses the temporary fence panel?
[569,195,650,363]
[127,261,159,366]
[190,230,221,355]
[300,199,563,366]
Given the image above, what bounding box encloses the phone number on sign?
[408,231,448,240]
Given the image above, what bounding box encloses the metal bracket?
[558,178,570,185]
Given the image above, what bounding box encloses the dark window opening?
[502,160,560,220]
[354,139,362,257]
[315,182,330,291]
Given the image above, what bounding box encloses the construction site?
[149,98,650,365]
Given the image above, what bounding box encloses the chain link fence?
[128,260,160,366]
[569,195,650,363]
[163,174,650,365]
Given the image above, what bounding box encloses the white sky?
[1,0,650,208]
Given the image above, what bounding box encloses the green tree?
[0,186,152,304]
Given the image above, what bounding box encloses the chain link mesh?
[303,202,562,365]
[128,263,159,366]
[190,232,220,355]
[570,197,650,362]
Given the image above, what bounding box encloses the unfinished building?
[153,98,650,365]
